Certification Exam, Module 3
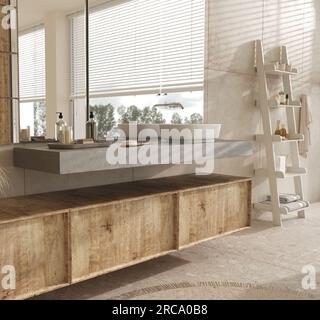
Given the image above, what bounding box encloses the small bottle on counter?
[56,112,67,144]
[86,112,98,141]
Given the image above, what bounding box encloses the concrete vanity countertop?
[13,139,254,175]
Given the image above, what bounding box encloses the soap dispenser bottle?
[86,112,98,141]
[56,112,67,144]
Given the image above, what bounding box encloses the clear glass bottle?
[56,112,67,144]
[86,112,98,141]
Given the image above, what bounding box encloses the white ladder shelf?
[253,40,309,226]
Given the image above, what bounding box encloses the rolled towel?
[282,200,309,212]
[261,200,308,212]
[267,194,301,204]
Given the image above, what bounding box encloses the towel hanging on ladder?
[299,94,312,158]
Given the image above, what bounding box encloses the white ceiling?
[18,0,85,29]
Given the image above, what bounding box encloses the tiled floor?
[34,203,320,300]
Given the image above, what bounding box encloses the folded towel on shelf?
[267,194,301,204]
[262,200,309,212]
[282,201,309,212]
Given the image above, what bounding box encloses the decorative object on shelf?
[253,40,308,226]
[280,124,289,139]
[286,64,293,72]
[271,93,281,106]
[279,91,286,105]
[264,62,298,75]
[279,63,287,71]
[275,156,286,174]
[275,120,281,136]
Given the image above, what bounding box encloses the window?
[71,0,205,139]
[70,13,86,100]
[19,26,46,137]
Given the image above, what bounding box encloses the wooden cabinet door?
[178,181,251,248]
[70,195,177,282]
[0,213,69,300]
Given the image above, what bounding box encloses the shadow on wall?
[208,0,320,201]
[262,0,320,84]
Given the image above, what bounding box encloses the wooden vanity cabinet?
[0,174,251,299]
[70,195,177,282]
[0,212,69,300]
[178,181,251,248]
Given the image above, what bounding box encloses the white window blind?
[70,13,86,99]
[19,26,46,102]
[71,0,205,98]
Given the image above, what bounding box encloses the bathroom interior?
[0,0,320,300]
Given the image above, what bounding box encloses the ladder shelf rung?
[255,167,307,179]
[254,201,310,216]
[255,134,304,143]
[264,63,298,76]
[269,104,302,109]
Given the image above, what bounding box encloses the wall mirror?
[84,0,206,140]
[1,0,206,145]
[15,0,87,143]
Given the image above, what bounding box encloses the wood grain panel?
[0,213,69,300]
[0,53,10,98]
[0,98,11,145]
[0,13,10,52]
[0,0,13,145]
[0,174,251,224]
[0,174,252,299]
[71,195,177,282]
[178,181,251,248]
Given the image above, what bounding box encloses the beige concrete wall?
[1,0,320,202]
[206,0,320,203]
[45,12,71,138]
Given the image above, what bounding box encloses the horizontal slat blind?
[19,26,46,101]
[70,12,86,99]
[71,0,205,98]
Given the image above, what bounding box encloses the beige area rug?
[109,281,319,300]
